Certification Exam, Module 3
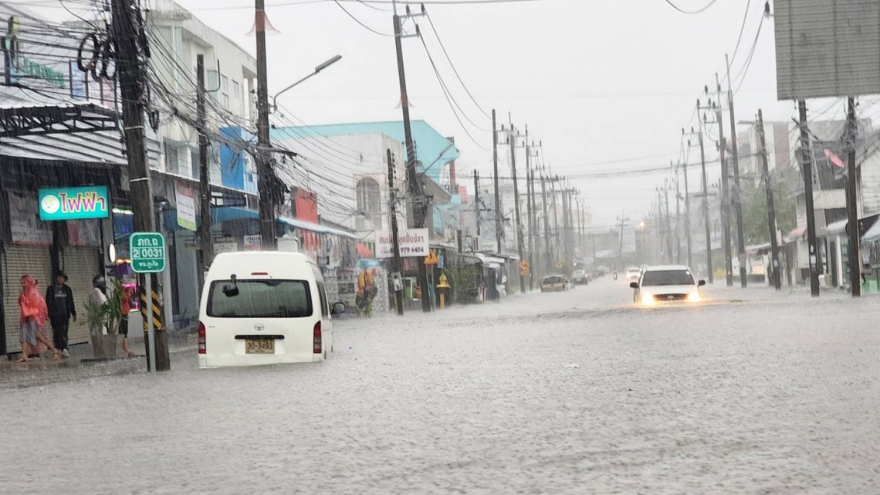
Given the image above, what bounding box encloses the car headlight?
[640,293,655,305]
[687,291,702,302]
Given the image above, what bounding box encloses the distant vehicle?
[572,269,590,285]
[630,265,706,305]
[540,275,568,293]
[626,266,642,282]
[198,251,346,369]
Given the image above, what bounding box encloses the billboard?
[38,186,109,220]
[775,0,880,99]
[375,228,429,258]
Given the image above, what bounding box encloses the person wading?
[17,275,59,363]
[45,271,76,358]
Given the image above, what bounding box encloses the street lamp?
[272,54,342,111]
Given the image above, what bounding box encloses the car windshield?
[641,270,695,287]
[207,280,313,318]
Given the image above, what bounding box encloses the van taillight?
[313,322,322,354]
[198,322,206,354]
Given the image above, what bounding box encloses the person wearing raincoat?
[17,274,59,362]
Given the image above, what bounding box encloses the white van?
[198,251,345,369]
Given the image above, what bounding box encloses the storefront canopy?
[161,207,357,239]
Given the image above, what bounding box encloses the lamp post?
[272,55,343,111]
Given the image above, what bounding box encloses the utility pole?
[757,109,781,290]
[196,54,213,282]
[113,0,170,371]
[664,182,673,264]
[525,140,535,290]
[551,175,560,263]
[492,109,501,254]
[698,120,712,283]
[682,159,693,269]
[540,172,552,272]
[725,55,747,287]
[473,170,481,237]
[616,213,629,270]
[673,162,681,264]
[392,2,430,312]
[846,97,861,297]
[387,149,405,315]
[798,100,820,297]
[562,185,571,266]
[713,78,733,287]
[255,0,276,250]
[508,125,526,294]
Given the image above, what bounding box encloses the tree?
[741,170,798,245]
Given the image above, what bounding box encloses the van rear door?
[203,278,318,366]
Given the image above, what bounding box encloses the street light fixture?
[272,54,343,111]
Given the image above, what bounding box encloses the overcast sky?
[38,0,852,227]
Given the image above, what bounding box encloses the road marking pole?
[146,274,156,373]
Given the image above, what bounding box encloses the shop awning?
[475,253,504,265]
[161,207,357,239]
[863,219,880,243]
[823,219,848,237]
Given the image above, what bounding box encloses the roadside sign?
[556,261,563,270]
[130,232,166,273]
[424,249,439,265]
[520,260,530,276]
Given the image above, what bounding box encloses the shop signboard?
[175,181,197,231]
[375,228,429,258]
[38,186,109,220]
[243,235,262,251]
[214,240,237,255]
[10,190,52,245]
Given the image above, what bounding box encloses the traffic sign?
[556,261,563,270]
[130,232,167,273]
[520,260,530,276]
[424,249,439,265]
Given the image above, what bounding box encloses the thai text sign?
[375,228,429,258]
[39,186,109,220]
[130,232,166,273]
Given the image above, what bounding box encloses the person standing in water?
[17,275,59,362]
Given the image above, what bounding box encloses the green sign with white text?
[130,232,166,273]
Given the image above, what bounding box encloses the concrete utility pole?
[673,162,681,264]
[492,109,501,253]
[682,160,692,269]
[616,213,629,270]
[196,54,213,283]
[387,149,405,315]
[525,137,535,290]
[846,97,861,297]
[540,172,552,272]
[254,0,277,250]
[697,120,712,283]
[725,56,747,287]
[392,1,430,312]
[713,76,733,286]
[757,109,781,290]
[798,100,820,297]
[551,174,560,262]
[473,170,480,237]
[113,0,170,371]
[664,181,673,264]
[508,124,526,294]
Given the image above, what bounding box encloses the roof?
[643,265,692,271]
[271,120,460,183]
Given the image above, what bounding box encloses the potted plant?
[83,278,125,358]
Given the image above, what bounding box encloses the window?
[641,270,695,287]
[317,281,329,317]
[207,280,313,318]
[221,93,229,108]
[356,178,382,227]
[191,150,200,180]
[221,75,229,92]
[233,80,240,97]
[164,143,179,174]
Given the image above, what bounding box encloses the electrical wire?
[332,0,394,37]
[663,0,720,15]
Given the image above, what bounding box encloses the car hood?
[640,285,698,296]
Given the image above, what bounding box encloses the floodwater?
[1,278,878,494]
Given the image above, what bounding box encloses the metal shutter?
[2,245,52,354]
[61,246,100,347]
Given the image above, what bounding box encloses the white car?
[630,265,706,305]
[625,267,642,282]
[198,251,345,368]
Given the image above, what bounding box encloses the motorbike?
[612,272,618,280]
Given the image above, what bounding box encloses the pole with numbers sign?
[130,232,166,373]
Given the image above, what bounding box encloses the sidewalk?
[0,329,198,390]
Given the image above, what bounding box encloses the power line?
[663,0,720,15]
[332,0,394,36]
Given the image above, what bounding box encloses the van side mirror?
[222,274,239,297]
[629,282,639,289]
[698,280,706,286]
[331,302,346,315]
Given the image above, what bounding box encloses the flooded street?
[2,278,878,495]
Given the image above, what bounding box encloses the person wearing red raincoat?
[17,274,59,362]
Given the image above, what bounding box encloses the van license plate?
[245,339,275,354]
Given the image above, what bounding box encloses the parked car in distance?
[198,251,346,369]
[630,265,706,306]
[572,269,590,285]
[540,275,568,293]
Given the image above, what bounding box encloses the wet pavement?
[1,278,878,494]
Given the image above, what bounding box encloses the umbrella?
[356,243,373,257]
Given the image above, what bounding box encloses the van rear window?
[207,280,313,318]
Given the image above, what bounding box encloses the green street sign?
[130,232,166,273]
